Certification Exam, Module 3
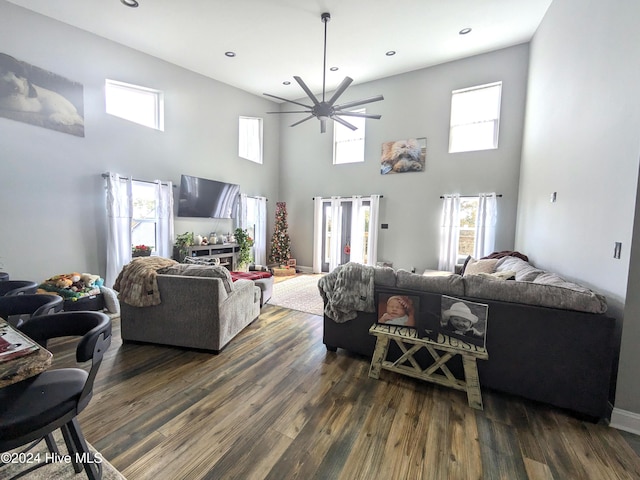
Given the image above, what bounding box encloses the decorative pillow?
[184,256,220,266]
[495,256,544,282]
[100,286,120,314]
[476,270,517,281]
[463,258,499,277]
[158,264,233,293]
[459,255,473,276]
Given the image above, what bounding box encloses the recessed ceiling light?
[385,51,396,56]
[224,51,236,57]
[459,27,472,35]
[330,67,339,71]
[120,0,139,7]
[283,81,291,85]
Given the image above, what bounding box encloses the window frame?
[105,79,164,131]
[238,116,264,164]
[449,81,502,154]
[333,108,366,165]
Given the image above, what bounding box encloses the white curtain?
[474,192,497,259]
[155,179,174,259]
[312,197,324,273]
[105,173,132,288]
[438,194,461,272]
[367,194,380,266]
[350,196,365,264]
[328,197,342,272]
[254,196,267,265]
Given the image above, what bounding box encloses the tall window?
[333,109,366,164]
[239,116,263,164]
[449,82,502,153]
[105,79,164,131]
[458,197,479,259]
[131,181,159,253]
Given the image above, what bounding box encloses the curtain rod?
[246,195,268,201]
[439,194,503,198]
[312,195,384,200]
[101,173,176,188]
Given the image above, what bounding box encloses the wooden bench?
[368,323,489,410]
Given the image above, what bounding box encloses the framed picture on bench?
[438,296,489,349]
[376,292,420,329]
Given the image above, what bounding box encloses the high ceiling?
[6,0,552,100]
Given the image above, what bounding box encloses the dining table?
[0,317,52,388]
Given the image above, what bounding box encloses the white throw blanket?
[318,262,376,323]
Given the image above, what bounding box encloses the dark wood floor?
[47,305,640,480]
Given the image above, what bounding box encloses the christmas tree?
[269,202,291,265]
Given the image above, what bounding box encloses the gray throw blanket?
[317,262,376,323]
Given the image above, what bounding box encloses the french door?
[320,198,370,273]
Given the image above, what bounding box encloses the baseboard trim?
[610,407,640,435]
[296,265,313,274]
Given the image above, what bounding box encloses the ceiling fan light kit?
[264,12,383,133]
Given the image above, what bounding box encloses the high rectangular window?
[239,116,263,164]
[333,109,366,164]
[449,82,502,153]
[105,79,164,131]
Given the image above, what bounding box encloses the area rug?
[0,430,126,480]
[269,274,325,316]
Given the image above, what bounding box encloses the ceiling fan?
[264,12,384,134]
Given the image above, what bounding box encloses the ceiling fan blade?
[293,76,321,106]
[290,115,315,128]
[335,111,382,120]
[263,92,313,109]
[327,77,353,106]
[266,110,312,114]
[334,95,384,111]
[320,118,327,134]
[332,115,358,131]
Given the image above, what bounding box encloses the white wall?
[0,1,280,284]
[517,0,640,418]
[279,44,530,272]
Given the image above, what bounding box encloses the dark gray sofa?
[319,259,617,420]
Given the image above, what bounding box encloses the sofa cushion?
[396,269,465,296]
[495,256,544,282]
[463,258,498,276]
[158,264,234,294]
[463,274,607,314]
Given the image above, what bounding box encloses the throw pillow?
[159,264,234,294]
[463,258,498,277]
[476,270,517,281]
[100,286,120,314]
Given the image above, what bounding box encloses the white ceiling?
[6,0,552,100]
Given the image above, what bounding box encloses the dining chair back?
[0,280,38,296]
[0,294,64,328]
[0,311,112,480]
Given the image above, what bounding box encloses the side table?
[368,323,488,410]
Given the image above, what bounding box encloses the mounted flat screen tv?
[177,174,240,218]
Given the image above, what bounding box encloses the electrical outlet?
[381,224,389,229]
[614,242,622,259]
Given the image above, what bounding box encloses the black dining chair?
[0,294,64,328]
[0,280,38,297]
[0,311,112,480]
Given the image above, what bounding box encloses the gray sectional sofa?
[319,258,617,420]
[120,264,261,353]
